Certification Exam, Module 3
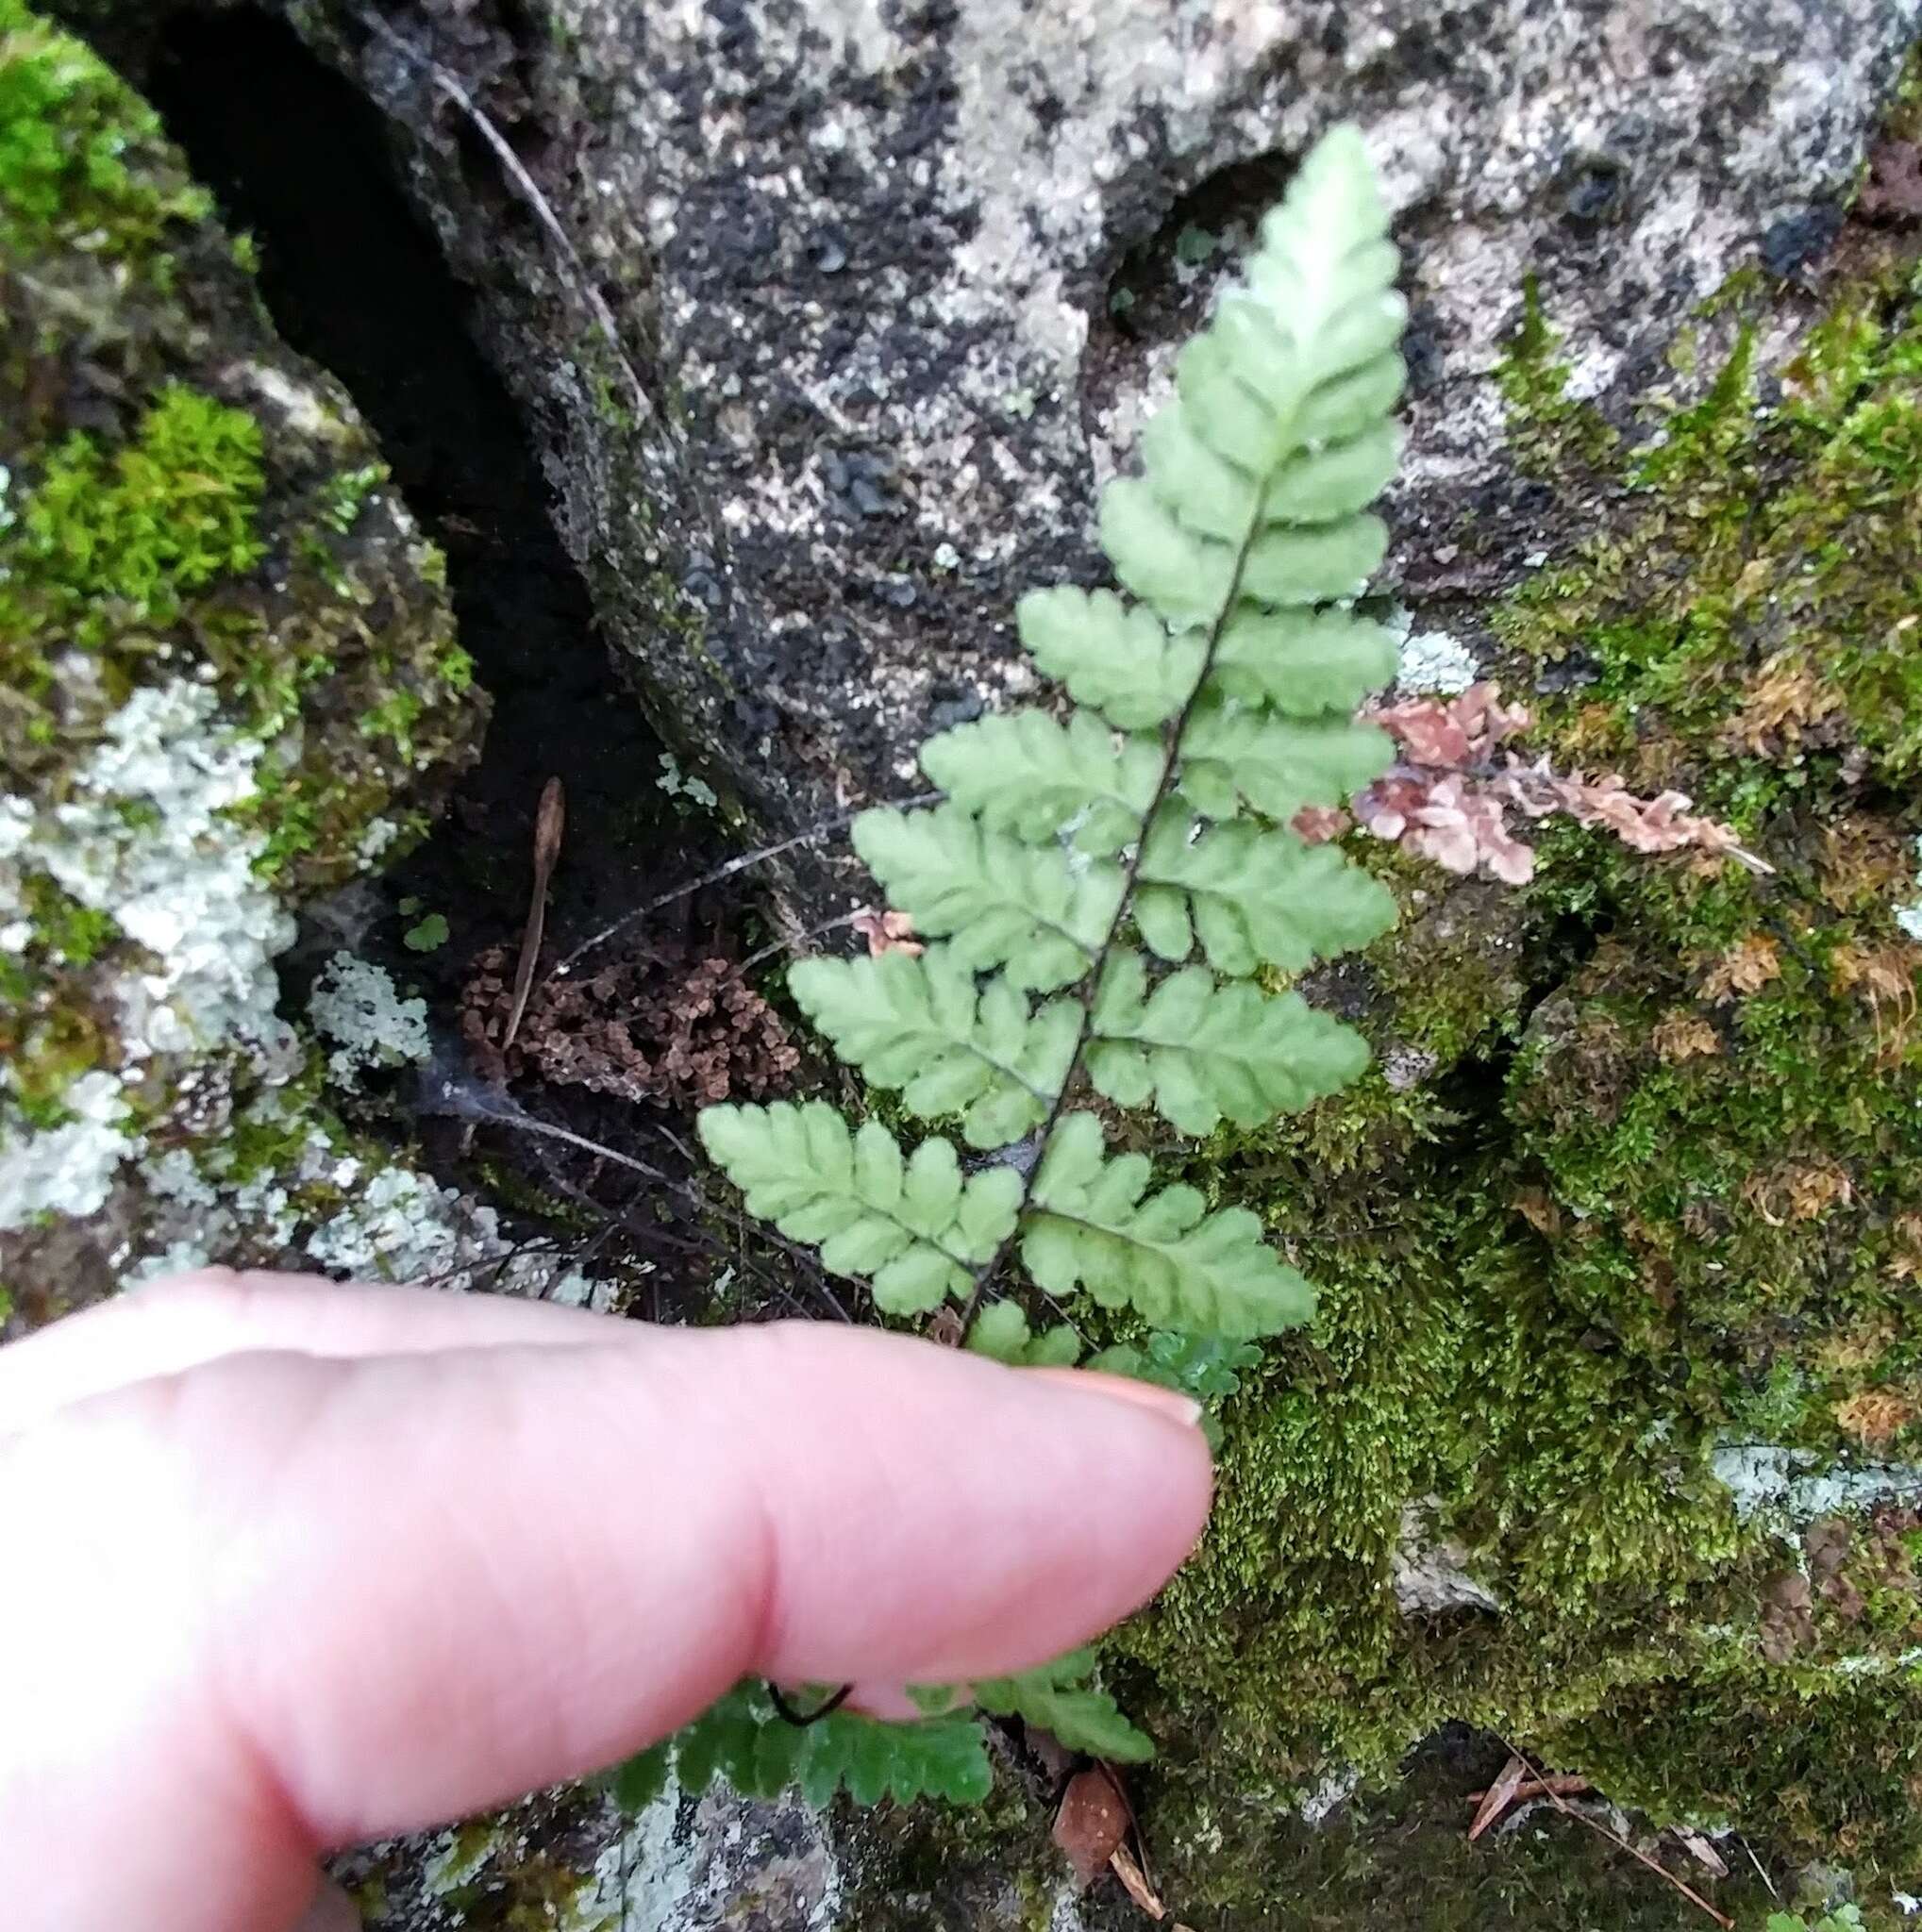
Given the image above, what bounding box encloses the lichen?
[309,952,430,1084]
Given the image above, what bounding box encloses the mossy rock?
[1091,203,1922,1924]
[0,2,485,1313]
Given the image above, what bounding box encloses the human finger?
[3,1321,1211,1932]
[0,1268,627,1432]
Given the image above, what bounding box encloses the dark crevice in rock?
[145,8,737,1245]
[147,7,704,978]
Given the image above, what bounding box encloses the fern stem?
[767,1683,854,1726]
[957,495,1274,1336]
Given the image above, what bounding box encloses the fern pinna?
[612,124,1407,1812]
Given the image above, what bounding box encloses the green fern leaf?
[1021,1112,1314,1335]
[1101,123,1402,633]
[1097,477,1237,628]
[1016,586,1205,730]
[1084,1331,1262,1448]
[973,1648,1154,1762]
[1135,811,1396,974]
[1210,606,1398,717]
[605,1740,672,1812]
[799,1708,994,1807]
[664,1684,994,1807]
[670,1684,770,1795]
[1241,511,1388,606]
[1086,951,1369,1136]
[965,1300,1081,1368]
[1107,475,1389,617]
[697,1102,1017,1310]
[852,803,1120,992]
[1179,696,1391,822]
[920,708,1161,852]
[790,948,1078,1148]
[1135,409,1398,541]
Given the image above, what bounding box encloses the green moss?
[16,874,117,968]
[318,458,387,534]
[1110,233,1922,1905]
[1547,1669,1922,1881]
[0,0,209,263]
[15,383,266,628]
[1495,272,1620,472]
[7,1000,106,1126]
[1498,256,1922,814]
[1137,1735,1795,1931]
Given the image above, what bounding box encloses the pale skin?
[0,1271,1212,1932]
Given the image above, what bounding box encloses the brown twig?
[1491,1737,1732,1929]
[506,777,567,1054]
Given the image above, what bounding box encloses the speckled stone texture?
[295,0,1919,822]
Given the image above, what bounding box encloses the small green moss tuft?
[14,382,266,634]
[1496,272,1620,472]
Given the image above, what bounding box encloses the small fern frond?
[789,949,1079,1148]
[1134,812,1396,974]
[918,708,1162,851]
[1020,1112,1313,1335]
[973,1649,1154,1763]
[852,804,1121,992]
[1086,951,1370,1136]
[1178,695,1391,822]
[697,1102,1018,1311]
[965,1300,1081,1368]
[1016,586,1206,729]
[686,123,1412,1812]
[1209,606,1397,716]
[612,1684,994,1810]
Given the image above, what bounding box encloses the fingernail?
[1025,1366,1204,1429]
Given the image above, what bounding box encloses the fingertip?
[720,1324,1215,1686]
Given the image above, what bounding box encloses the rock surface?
[278,0,1921,815]
[0,3,485,1315]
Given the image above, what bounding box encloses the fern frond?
[1086,951,1369,1136]
[1021,1112,1313,1335]
[965,1300,1081,1367]
[852,804,1121,992]
[681,122,1412,1817]
[697,1102,1018,1310]
[789,949,1078,1148]
[1134,811,1396,974]
[1016,587,1204,729]
[973,1649,1154,1762]
[1178,695,1391,822]
[621,1683,994,1809]
[918,708,1161,851]
[605,1739,672,1812]
[1209,606,1397,716]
